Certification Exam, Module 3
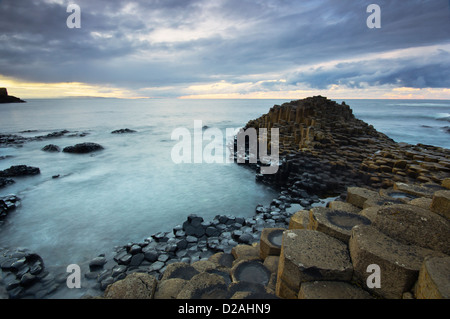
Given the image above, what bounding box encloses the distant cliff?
[0,88,26,103]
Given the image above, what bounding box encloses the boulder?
[41,144,61,152]
[276,229,353,299]
[372,204,450,254]
[111,128,136,134]
[349,225,445,299]
[415,256,450,299]
[62,142,104,154]
[0,165,40,177]
[103,273,157,299]
[0,177,15,189]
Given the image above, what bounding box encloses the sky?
[0,0,449,99]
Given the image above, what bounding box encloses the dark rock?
[41,144,61,152]
[129,244,142,255]
[118,253,132,265]
[205,226,220,237]
[62,142,104,154]
[129,253,145,267]
[0,88,25,103]
[111,128,137,134]
[0,177,15,188]
[20,273,36,287]
[0,165,40,177]
[111,265,127,278]
[89,256,107,271]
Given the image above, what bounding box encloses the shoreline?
[1,96,449,299]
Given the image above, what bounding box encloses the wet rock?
[89,255,107,271]
[0,177,15,189]
[41,144,61,152]
[309,207,371,243]
[231,260,271,286]
[62,142,104,154]
[0,165,40,177]
[0,195,20,219]
[111,128,136,134]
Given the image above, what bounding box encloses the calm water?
[0,98,449,290]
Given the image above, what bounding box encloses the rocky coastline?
[0,96,449,299]
[0,88,25,104]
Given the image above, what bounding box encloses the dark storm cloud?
[0,0,449,94]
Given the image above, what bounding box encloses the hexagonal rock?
[359,207,380,222]
[231,260,272,287]
[176,272,228,299]
[104,273,157,299]
[415,256,450,299]
[328,201,360,214]
[263,256,280,274]
[259,228,285,259]
[288,210,309,230]
[208,252,234,269]
[372,204,450,255]
[160,262,199,281]
[442,178,450,190]
[346,187,380,208]
[231,244,261,264]
[298,281,373,299]
[362,196,405,209]
[349,225,445,299]
[191,260,217,273]
[276,229,353,299]
[393,182,442,199]
[430,190,450,219]
[154,278,188,299]
[309,207,371,243]
[409,197,433,210]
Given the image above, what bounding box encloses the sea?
[0,98,449,296]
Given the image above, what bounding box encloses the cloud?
[0,0,449,98]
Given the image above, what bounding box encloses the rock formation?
[0,88,25,103]
[235,96,449,197]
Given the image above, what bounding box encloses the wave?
[436,113,450,122]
